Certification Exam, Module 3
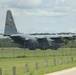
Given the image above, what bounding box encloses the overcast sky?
[0,0,76,34]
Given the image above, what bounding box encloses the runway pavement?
[45,67,76,75]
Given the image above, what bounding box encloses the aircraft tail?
[4,10,18,36]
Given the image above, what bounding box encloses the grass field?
[0,48,76,75]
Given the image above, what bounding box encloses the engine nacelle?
[25,37,38,50]
[46,37,54,43]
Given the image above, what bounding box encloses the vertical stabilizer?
[4,10,17,36]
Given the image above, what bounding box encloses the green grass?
[0,48,76,75]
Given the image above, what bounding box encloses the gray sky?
[0,0,76,34]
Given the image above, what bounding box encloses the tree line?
[0,38,20,47]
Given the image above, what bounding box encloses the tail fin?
[4,10,17,36]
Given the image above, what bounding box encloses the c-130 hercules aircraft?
[4,10,76,50]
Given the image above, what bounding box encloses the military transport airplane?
[4,10,76,50]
